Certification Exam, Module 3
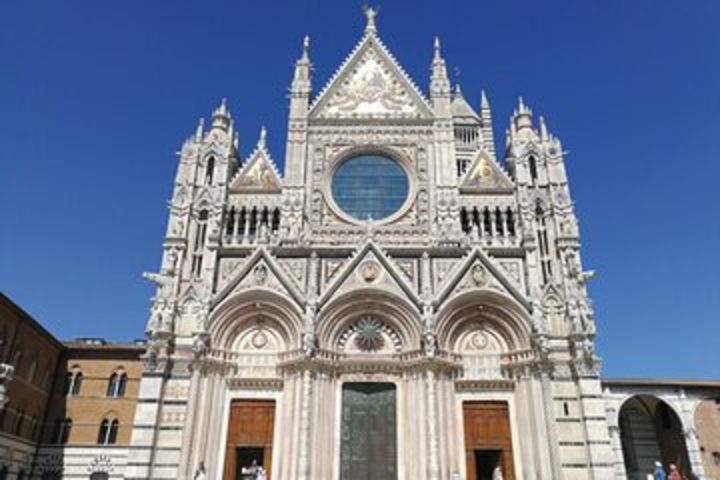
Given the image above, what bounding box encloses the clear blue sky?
[1,1,718,379]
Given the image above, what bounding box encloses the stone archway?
[619,395,691,479]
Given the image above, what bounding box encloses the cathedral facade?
[112,11,716,480]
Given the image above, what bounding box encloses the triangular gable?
[229,131,282,192]
[459,151,514,193]
[434,247,530,311]
[318,241,421,310]
[213,247,304,308]
[310,33,433,120]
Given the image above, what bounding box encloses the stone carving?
[191,333,209,360]
[354,317,385,351]
[470,263,488,287]
[359,261,380,282]
[88,454,113,474]
[251,330,269,349]
[339,316,401,353]
[471,331,490,350]
[253,264,269,285]
[319,47,421,118]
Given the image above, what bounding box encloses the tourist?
[653,461,666,480]
[668,464,682,480]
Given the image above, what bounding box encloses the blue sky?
[1,1,718,379]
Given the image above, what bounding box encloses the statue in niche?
[423,330,437,357]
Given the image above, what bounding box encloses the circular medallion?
[251,330,268,349]
[471,331,489,350]
[360,261,380,282]
[353,317,385,352]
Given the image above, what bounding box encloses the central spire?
[363,4,379,35]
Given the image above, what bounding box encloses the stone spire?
[289,35,312,119]
[430,37,451,115]
[480,90,496,159]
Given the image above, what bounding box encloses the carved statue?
[423,330,437,357]
[191,333,209,360]
[143,271,175,300]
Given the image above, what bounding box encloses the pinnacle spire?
[433,36,442,62]
[454,83,463,98]
[213,98,229,118]
[258,126,267,148]
[480,89,490,109]
[301,35,310,61]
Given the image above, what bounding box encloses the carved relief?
[318,46,421,118]
[338,316,402,353]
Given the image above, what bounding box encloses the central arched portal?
[340,382,397,480]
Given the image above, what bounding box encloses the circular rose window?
[331,154,409,221]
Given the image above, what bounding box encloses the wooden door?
[340,383,397,480]
[223,399,275,480]
[463,401,515,480]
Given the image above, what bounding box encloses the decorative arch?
[317,289,422,353]
[618,394,692,478]
[436,290,533,354]
[209,289,303,352]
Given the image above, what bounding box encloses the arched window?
[97,418,119,445]
[26,354,38,384]
[106,370,127,398]
[66,368,83,396]
[0,465,7,480]
[11,345,22,376]
[16,470,25,480]
[90,473,109,480]
[97,419,109,444]
[56,417,72,444]
[191,210,209,277]
[528,156,538,185]
[108,419,119,444]
[13,407,24,436]
[205,156,215,185]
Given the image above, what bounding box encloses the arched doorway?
[619,395,691,479]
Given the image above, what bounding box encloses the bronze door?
[340,383,397,480]
[463,401,515,480]
[223,399,275,480]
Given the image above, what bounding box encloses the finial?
[480,89,490,109]
[454,83,463,98]
[213,98,230,118]
[302,35,310,60]
[195,118,204,141]
[539,116,548,139]
[518,96,525,112]
[434,36,441,58]
[363,4,379,34]
[258,126,267,148]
